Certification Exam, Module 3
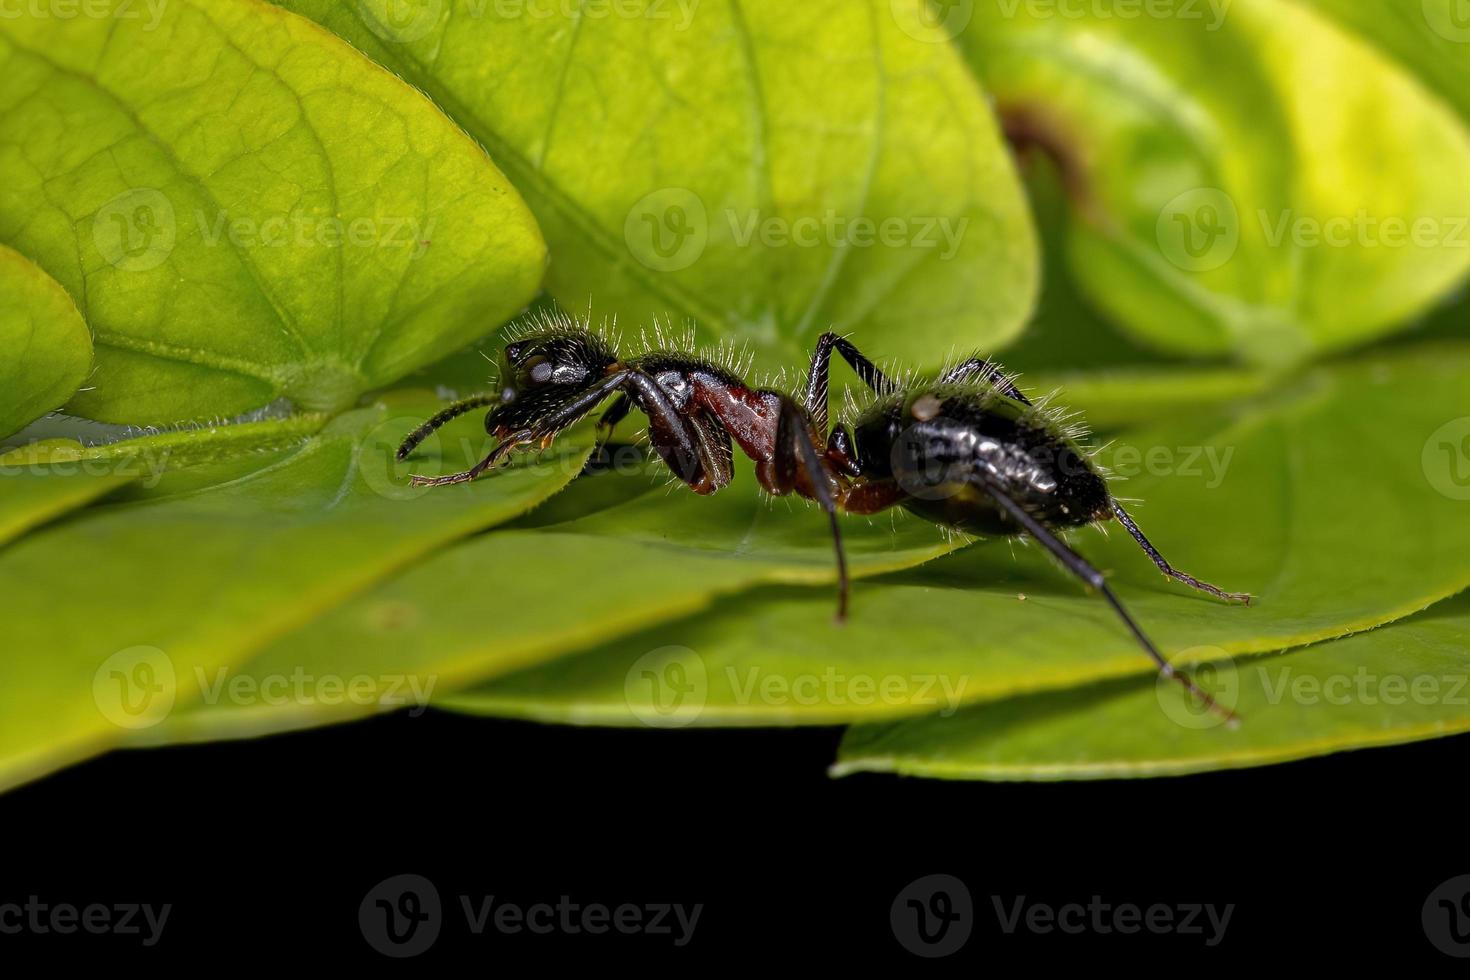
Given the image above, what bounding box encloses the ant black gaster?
[397,319,1252,720]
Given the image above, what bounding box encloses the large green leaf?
[0,395,592,792]
[143,454,967,743]
[1303,0,1470,122]
[833,593,1470,780]
[0,0,545,425]
[0,413,325,548]
[951,0,1470,364]
[0,245,91,438]
[442,344,1470,725]
[273,0,1037,365]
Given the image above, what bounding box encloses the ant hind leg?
[1112,503,1252,604]
[981,477,1239,725]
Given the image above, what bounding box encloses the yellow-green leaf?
[0,0,546,424]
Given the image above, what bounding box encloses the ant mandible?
[396,314,1252,721]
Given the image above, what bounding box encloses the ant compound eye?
[528,359,556,385]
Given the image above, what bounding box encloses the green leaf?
[144,455,966,743]
[951,0,1470,364]
[442,343,1470,725]
[0,395,591,792]
[0,0,546,425]
[0,245,91,438]
[272,0,1037,365]
[0,413,326,548]
[832,593,1470,781]
[1302,0,1470,122]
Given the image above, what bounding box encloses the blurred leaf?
[0,245,91,438]
[0,0,545,425]
[952,0,1470,364]
[0,413,325,548]
[1303,0,1470,121]
[833,592,1470,781]
[273,0,1037,366]
[145,455,966,743]
[443,344,1470,725]
[0,397,592,792]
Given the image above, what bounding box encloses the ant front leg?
[409,371,631,488]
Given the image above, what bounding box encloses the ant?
[397,315,1252,721]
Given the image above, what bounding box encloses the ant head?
[498,330,618,404]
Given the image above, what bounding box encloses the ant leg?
[396,394,498,461]
[804,332,893,431]
[1112,503,1252,604]
[409,372,632,488]
[941,357,1030,405]
[410,430,533,487]
[981,477,1239,724]
[778,398,850,622]
[598,393,632,439]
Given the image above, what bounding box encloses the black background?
[5,712,1466,967]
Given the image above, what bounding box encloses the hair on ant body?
[397,312,1251,721]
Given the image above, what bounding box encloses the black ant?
[397,316,1252,721]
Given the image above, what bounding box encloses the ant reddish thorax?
[396,314,1251,722]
